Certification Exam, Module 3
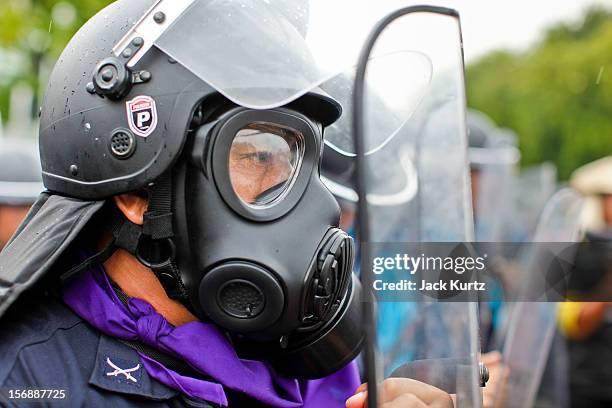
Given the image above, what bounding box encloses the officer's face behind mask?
[228,123,300,206]
[167,105,362,379]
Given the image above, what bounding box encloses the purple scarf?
[62,264,360,407]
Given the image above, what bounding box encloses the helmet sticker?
[126,95,158,138]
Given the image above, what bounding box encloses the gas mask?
[168,105,362,379]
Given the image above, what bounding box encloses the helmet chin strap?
[61,172,188,301]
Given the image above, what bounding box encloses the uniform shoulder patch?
[104,356,142,385]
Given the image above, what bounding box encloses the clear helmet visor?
[113,0,433,155]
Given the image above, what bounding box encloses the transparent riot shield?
[484,163,557,350]
[508,163,557,242]
[470,125,521,242]
[352,7,482,407]
[467,114,520,353]
[479,162,557,351]
[492,188,584,408]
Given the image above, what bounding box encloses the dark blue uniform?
[0,294,215,408]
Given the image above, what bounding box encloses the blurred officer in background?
[467,109,499,224]
[467,111,518,351]
[559,156,612,408]
[0,138,43,249]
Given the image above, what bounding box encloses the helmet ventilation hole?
[110,129,136,159]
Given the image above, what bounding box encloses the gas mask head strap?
[61,172,188,301]
[138,171,187,300]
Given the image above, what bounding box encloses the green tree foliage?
[466,7,612,180]
[0,0,113,122]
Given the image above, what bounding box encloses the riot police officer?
[0,1,457,407]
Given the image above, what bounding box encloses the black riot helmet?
[1,0,363,379]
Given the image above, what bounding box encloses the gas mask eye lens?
[229,122,304,207]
